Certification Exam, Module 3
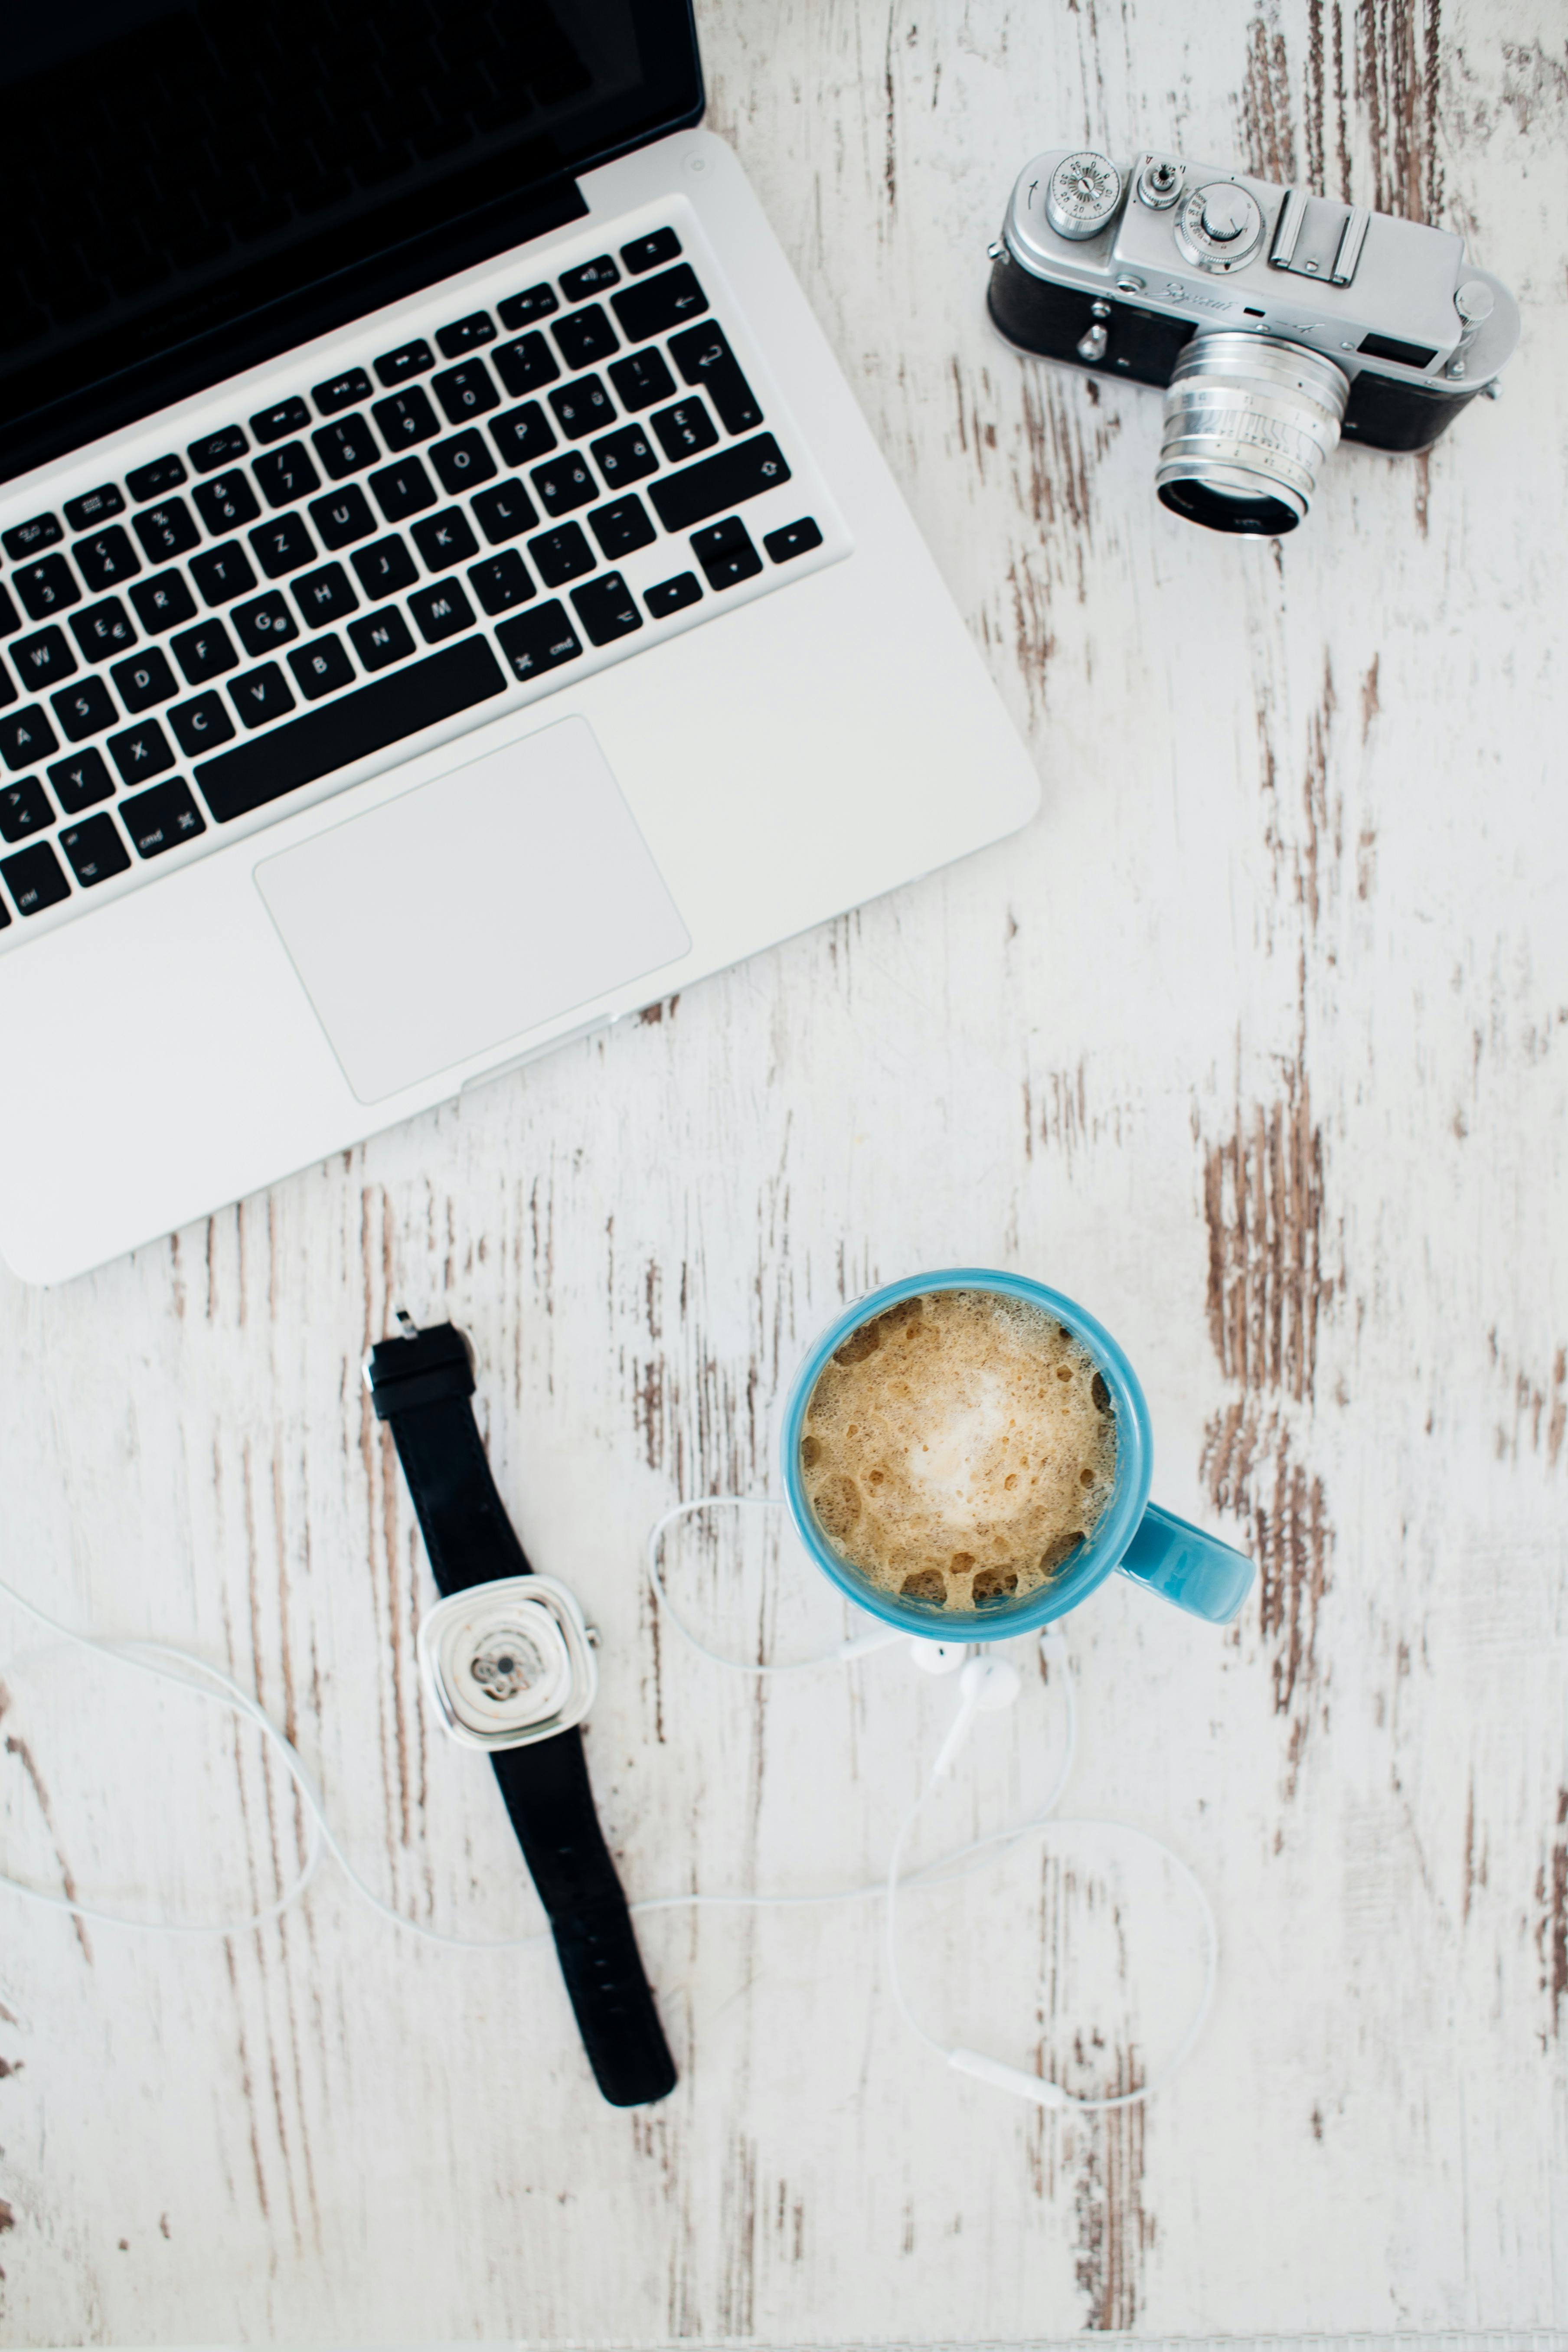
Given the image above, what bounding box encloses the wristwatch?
[364,1312,676,2109]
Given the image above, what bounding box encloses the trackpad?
[255,715,690,1103]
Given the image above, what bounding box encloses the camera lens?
[1156,332,1349,533]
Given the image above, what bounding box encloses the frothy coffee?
[799,1289,1117,1610]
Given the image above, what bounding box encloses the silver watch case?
[417,1574,599,1751]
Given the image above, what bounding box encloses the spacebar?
[193,635,508,824]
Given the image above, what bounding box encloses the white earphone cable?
[645,1496,908,1671]
[0,1509,1218,2110]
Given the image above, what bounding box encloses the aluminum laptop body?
[0,4,1038,1283]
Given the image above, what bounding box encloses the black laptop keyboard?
[0,228,826,930]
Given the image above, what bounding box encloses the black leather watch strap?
[366,1319,676,2109]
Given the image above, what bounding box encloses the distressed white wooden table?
[2,1,1565,2340]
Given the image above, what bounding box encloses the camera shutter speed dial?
[1044,151,1124,240]
[1176,180,1265,271]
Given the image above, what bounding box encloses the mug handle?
[1116,1503,1254,1625]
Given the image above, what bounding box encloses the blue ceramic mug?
[781,1268,1254,1639]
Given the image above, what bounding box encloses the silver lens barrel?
[1157,333,1349,534]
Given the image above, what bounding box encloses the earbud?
[930,1654,1023,1780]
[909,1638,971,1675]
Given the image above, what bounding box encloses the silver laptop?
[0,2,1038,1284]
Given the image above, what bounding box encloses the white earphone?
[646,1498,1219,2113]
[0,1498,1218,2117]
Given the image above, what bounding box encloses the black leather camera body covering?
[987,250,1484,454]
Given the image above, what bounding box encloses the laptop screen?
[0,0,702,480]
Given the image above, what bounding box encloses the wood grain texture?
[1,0,1565,2339]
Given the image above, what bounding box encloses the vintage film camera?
[988,148,1519,533]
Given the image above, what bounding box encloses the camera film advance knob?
[1045,150,1124,240]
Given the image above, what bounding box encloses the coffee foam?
[799,1289,1117,1610]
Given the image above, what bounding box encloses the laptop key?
[648,434,791,532]
[667,323,764,434]
[494,602,582,682]
[74,526,142,591]
[611,264,708,344]
[0,587,19,637]
[60,811,131,886]
[621,228,681,275]
[0,777,53,843]
[529,456,597,518]
[108,717,175,784]
[432,359,500,425]
[348,610,415,673]
[493,333,559,399]
[764,516,824,563]
[552,306,617,371]
[251,396,312,446]
[64,485,125,531]
[369,458,437,523]
[309,485,377,549]
[193,472,261,534]
[549,375,615,440]
[232,594,299,657]
[133,501,200,562]
[352,537,419,601]
[371,389,440,449]
[410,509,479,572]
[314,367,373,416]
[497,284,557,329]
[229,664,296,730]
[429,431,497,496]
[15,555,82,621]
[48,748,116,812]
[607,349,676,413]
[375,340,435,387]
[408,580,474,644]
[129,571,197,633]
[692,516,763,590]
[590,423,658,489]
[121,777,206,858]
[249,516,318,579]
[470,482,538,545]
[651,396,717,461]
[643,572,703,618]
[70,599,137,663]
[588,496,656,562]
[52,678,118,743]
[189,425,248,474]
[287,635,356,701]
[312,415,380,480]
[126,454,187,502]
[0,708,57,770]
[0,658,13,711]
[171,619,239,684]
[194,635,506,822]
[490,403,557,469]
[292,564,359,628]
[1,841,69,915]
[436,312,497,357]
[254,443,323,509]
[560,257,619,299]
[168,693,236,758]
[189,544,258,608]
[3,514,62,560]
[570,572,643,647]
[467,552,535,615]
[527,525,594,588]
[12,628,75,690]
[111,649,178,712]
